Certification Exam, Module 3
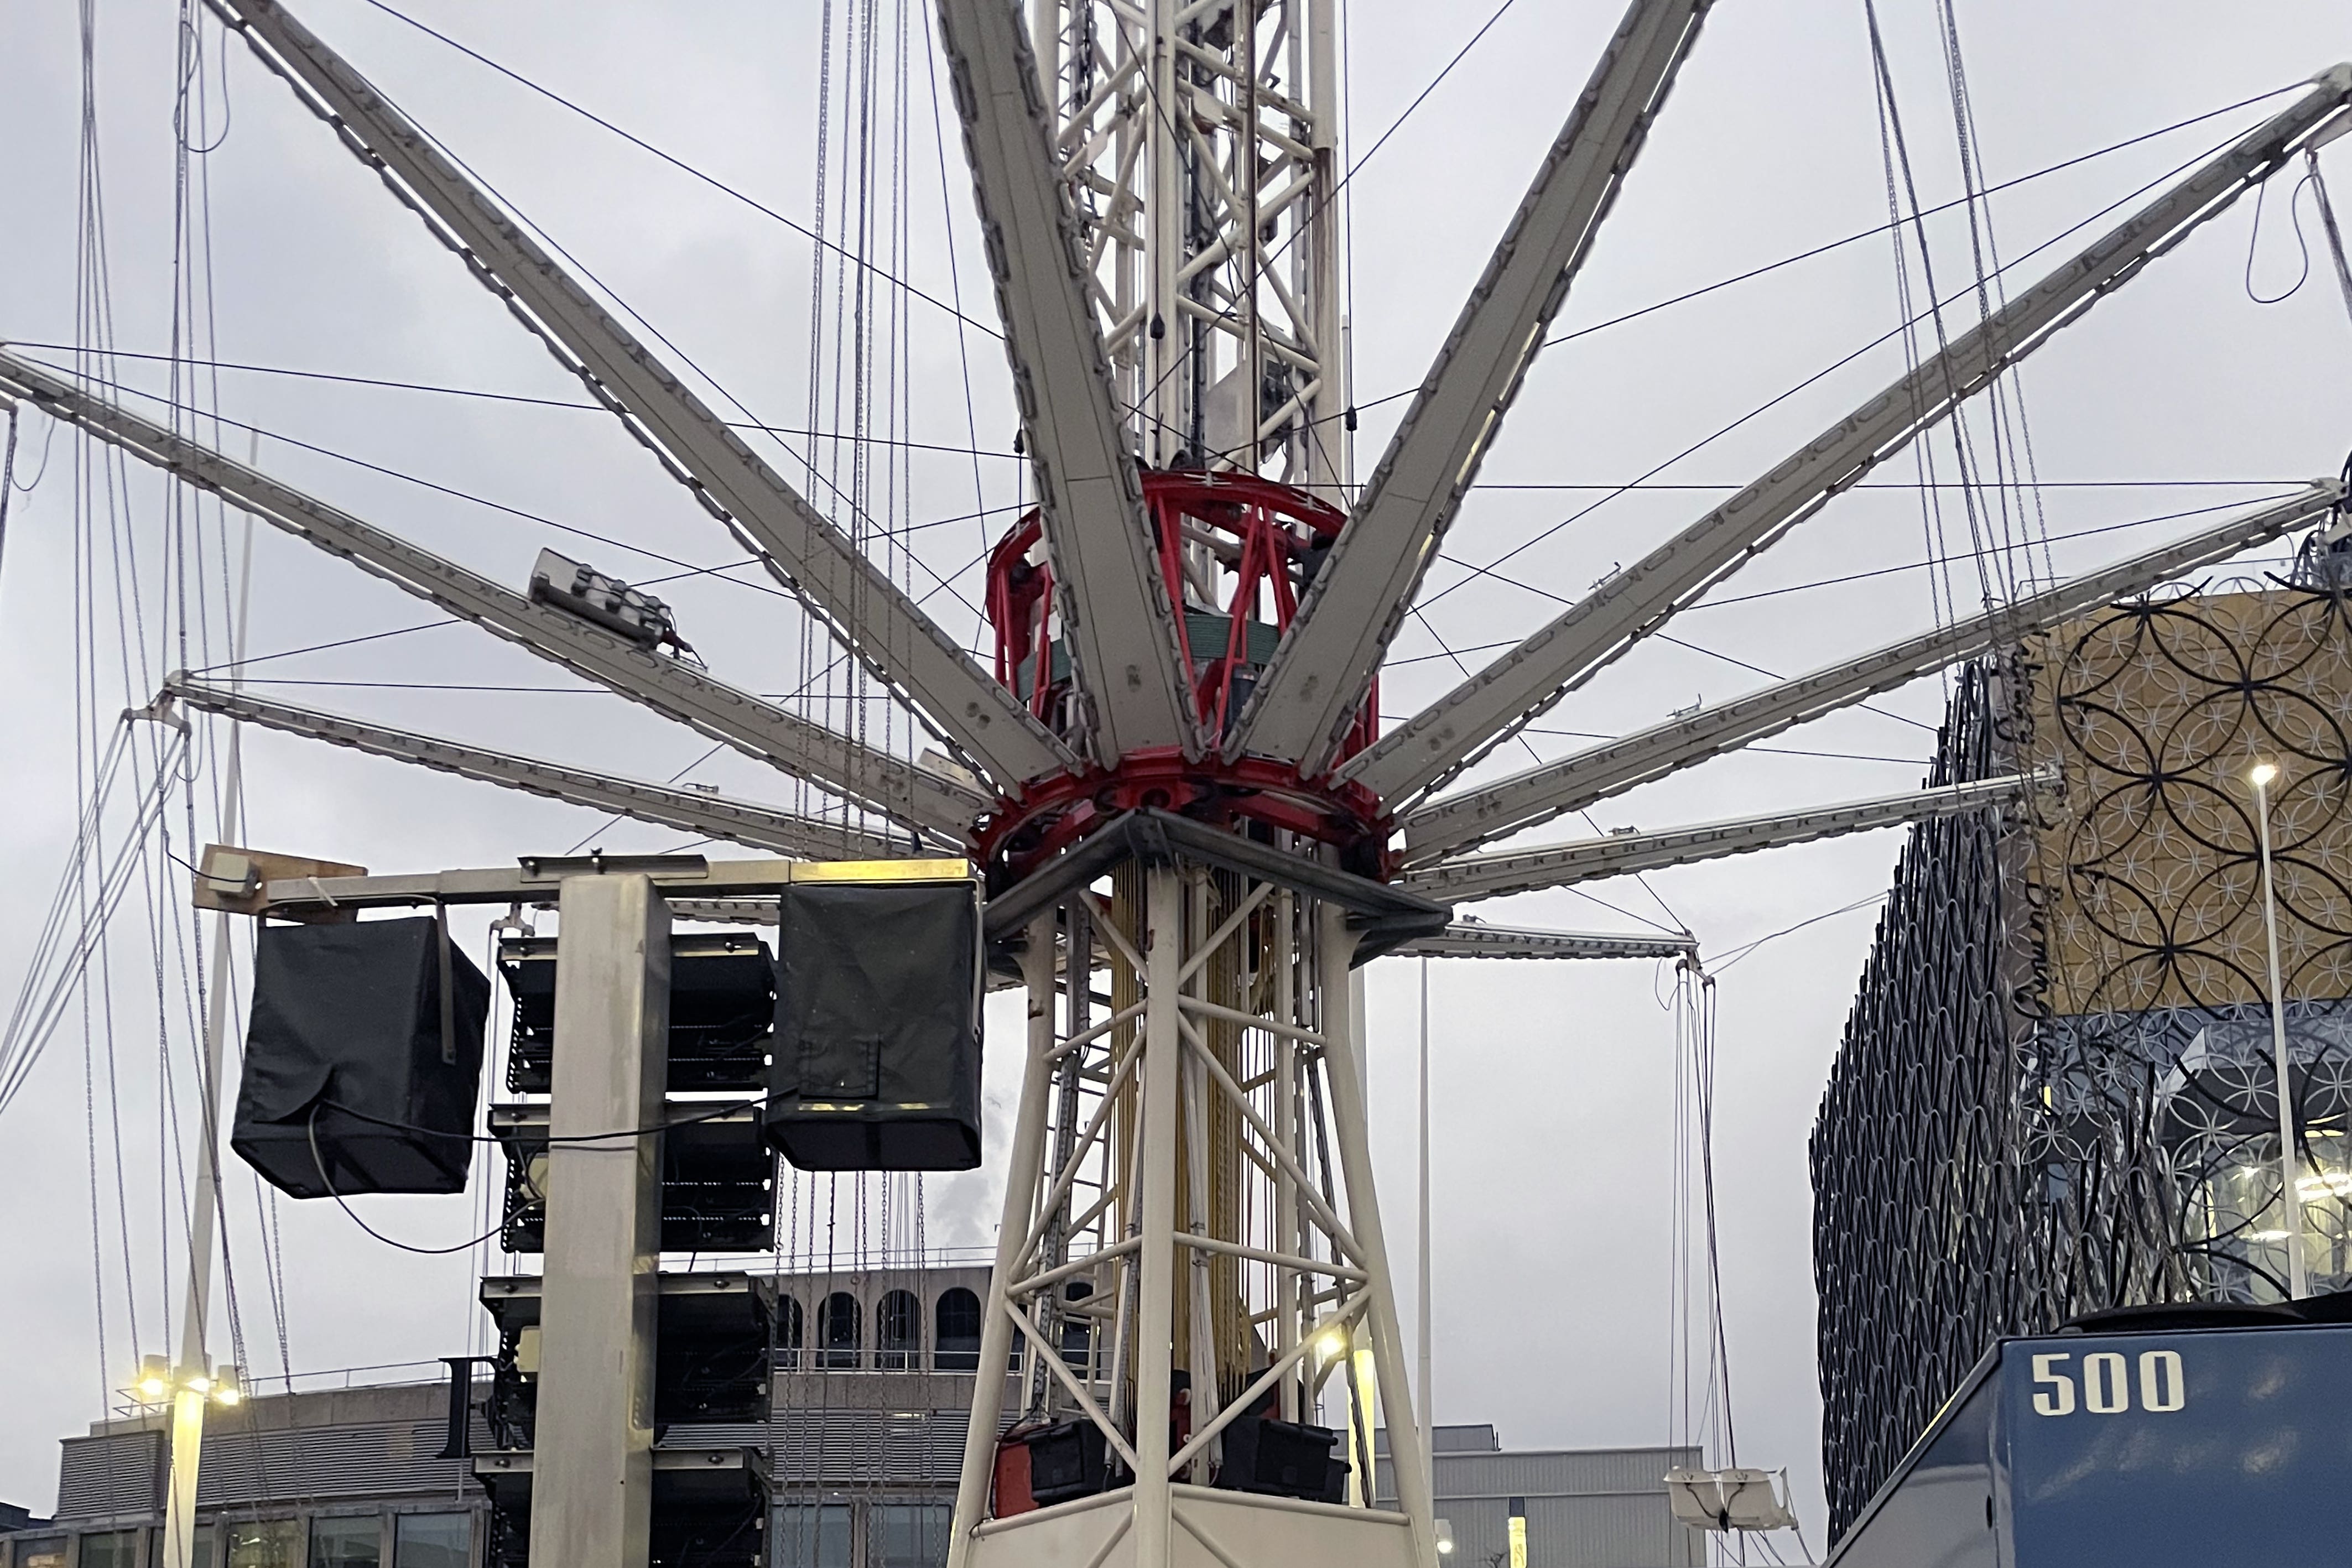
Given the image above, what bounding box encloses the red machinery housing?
[977,471,1383,880]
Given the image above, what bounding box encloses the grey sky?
[4,0,2350,1551]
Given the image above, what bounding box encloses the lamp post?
[2250,761,2309,1299]
[1418,957,1434,1514]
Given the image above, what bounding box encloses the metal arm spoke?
[0,349,985,837]
[935,0,1194,761]
[211,0,1075,789]
[1230,0,1716,772]
[1404,773,2039,903]
[1399,482,2344,862]
[1390,923,1697,960]
[1350,68,2352,805]
[164,678,922,860]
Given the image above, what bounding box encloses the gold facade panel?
[2026,590,2352,1016]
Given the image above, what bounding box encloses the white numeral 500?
[2030,1350,2185,1415]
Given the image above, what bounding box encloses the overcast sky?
[6,0,2352,1553]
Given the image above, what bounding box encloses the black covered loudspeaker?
[231,915,488,1198]
[1023,1419,1108,1506]
[1217,1415,1345,1502]
[764,880,983,1171]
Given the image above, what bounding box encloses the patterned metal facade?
[1812,584,2352,1536]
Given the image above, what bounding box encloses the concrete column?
[530,874,670,1568]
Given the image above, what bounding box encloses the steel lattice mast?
[5,1,2351,1565]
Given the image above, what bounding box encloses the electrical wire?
[305,1105,538,1256]
[1286,82,2310,447]
[0,342,1026,459]
[350,0,1003,343]
[1413,113,2260,627]
[0,403,19,579]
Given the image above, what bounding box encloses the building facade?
[1373,1426,1700,1568]
[1813,580,2352,1533]
[5,1264,1005,1568]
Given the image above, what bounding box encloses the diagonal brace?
[210,0,1074,790]
[0,348,982,837]
[164,676,922,861]
[1351,69,2352,805]
[1404,772,2041,902]
[1399,481,2344,861]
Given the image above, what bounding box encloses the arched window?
[819,1291,861,1369]
[934,1288,982,1372]
[877,1289,921,1370]
[774,1295,805,1371]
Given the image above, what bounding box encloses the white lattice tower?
[1033,0,1345,491]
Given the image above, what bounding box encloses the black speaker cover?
[1023,1419,1108,1506]
[231,916,488,1198]
[1217,1415,1343,1502]
[764,881,982,1171]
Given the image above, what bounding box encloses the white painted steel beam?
[1400,482,2344,862]
[1351,69,2352,804]
[211,0,1075,790]
[935,0,1195,762]
[1231,0,1715,771]
[1390,923,1697,960]
[163,677,922,861]
[1405,773,2038,903]
[0,350,984,837]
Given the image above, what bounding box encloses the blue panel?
[2004,1323,2352,1567]
[1825,1365,2000,1568]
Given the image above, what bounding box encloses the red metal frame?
[978,471,1385,881]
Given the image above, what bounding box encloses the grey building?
[7,1264,1005,1568]
[8,1381,482,1568]
[1376,1426,1700,1568]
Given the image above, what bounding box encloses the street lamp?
[2249,760,2309,1299]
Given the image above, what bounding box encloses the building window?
[777,1295,806,1370]
[773,1502,852,1568]
[310,1515,382,1568]
[877,1290,920,1371]
[1060,1282,1095,1371]
[10,1539,66,1568]
[870,1504,951,1568]
[934,1288,981,1371]
[820,1293,862,1369]
[392,1512,471,1568]
[223,1520,304,1568]
[74,1532,142,1568]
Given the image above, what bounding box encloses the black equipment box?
[1023,1419,1109,1506]
[488,1103,774,1254]
[497,933,776,1093]
[764,881,983,1171]
[231,915,488,1198]
[1217,1415,1345,1502]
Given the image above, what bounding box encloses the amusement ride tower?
[4,2,2351,1567]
